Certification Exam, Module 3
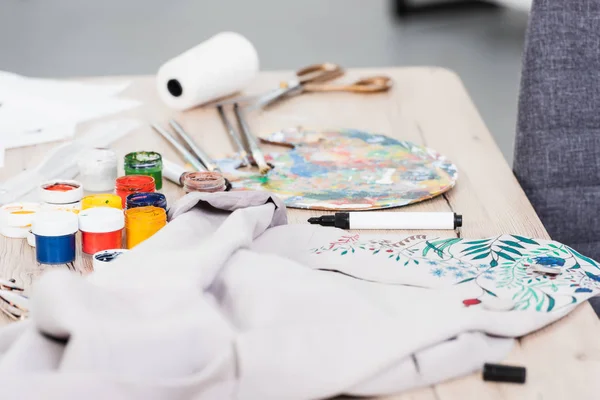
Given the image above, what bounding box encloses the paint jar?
[77,148,118,192]
[125,206,166,249]
[32,211,78,265]
[40,180,84,212]
[181,172,227,193]
[115,175,155,208]
[124,151,163,190]
[82,194,123,210]
[0,203,40,239]
[93,248,129,270]
[126,192,167,210]
[78,207,125,254]
[41,202,82,214]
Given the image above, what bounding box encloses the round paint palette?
[221,129,458,211]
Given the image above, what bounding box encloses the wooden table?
[1,67,599,399]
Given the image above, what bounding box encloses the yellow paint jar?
[125,206,166,249]
[82,194,123,210]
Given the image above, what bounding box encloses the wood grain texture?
[0,68,597,399]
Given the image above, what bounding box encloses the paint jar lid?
[93,248,128,270]
[79,207,125,233]
[27,230,35,247]
[32,211,79,237]
[0,202,40,228]
[0,225,30,239]
[39,180,84,205]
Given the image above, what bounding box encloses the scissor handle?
[303,75,393,93]
[295,63,345,84]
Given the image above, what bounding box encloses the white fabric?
[0,192,580,399]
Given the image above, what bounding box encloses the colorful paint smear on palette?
[219,129,458,211]
[309,234,600,312]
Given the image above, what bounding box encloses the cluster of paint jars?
[0,150,170,267]
[1,148,229,268]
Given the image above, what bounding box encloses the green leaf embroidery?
[500,240,525,249]
[463,239,490,245]
[497,245,522,256]
[414,260,419,265]
[490,259,498,267]
[341,250,348,255]
[483,288,497,297]
[404,260,409,266]
[547,295,556,312]
[472,252,490,260]
[463,247,490,257]
[569,247,600,269]
[396,255,400,261]
[496,251,515,262]
[462,244,489,253]
[511,235,539,245]
[571,296,577,304]
[572,262,580,269]
[456,277,476,284]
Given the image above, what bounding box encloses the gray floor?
[0,0,528,163]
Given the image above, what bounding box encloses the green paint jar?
[124,151,163,190]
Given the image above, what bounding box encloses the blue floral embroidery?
[446,266,459,271]
[454,271,465,279]
[534,256,565,267]
[426,260,438,265]
[431,268,445,277]
[575,288,593,293]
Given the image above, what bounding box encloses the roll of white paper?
[157,32,259,110]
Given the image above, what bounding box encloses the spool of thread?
[82,194,123,210]
[93,249,129,270]
[156,32,259,110]
[40,180,84,205]
[126,192,167,210]
[0,203,40,239]
[125,206,166,249]
[124,151,164,190]
[115,175,156,208]
[32,211,78,265]
[182,172,227,193]
[77,148,118,192]
[78,207,125,254]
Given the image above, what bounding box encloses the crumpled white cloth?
[0,192,576,399]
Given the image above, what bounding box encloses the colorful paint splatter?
[309,234,600,312]
[219,129,457,210]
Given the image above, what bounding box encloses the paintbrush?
[150,123,207,172]
[168,119,221,172]
[233,103,271,175]
[217,105,251,167]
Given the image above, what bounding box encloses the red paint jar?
[115,175,155,208]
[78,207,125,254]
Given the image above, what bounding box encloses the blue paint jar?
[32,211,79,265]
[126,192,167,211]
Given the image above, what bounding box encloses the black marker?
[307,212,462,230]
[483,363,526,384]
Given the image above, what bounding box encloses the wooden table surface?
[1,67,599,399]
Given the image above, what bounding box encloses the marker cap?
[483,363,526,383]
[32,211,79,237]
[79,207,125,233]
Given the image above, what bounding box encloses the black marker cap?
[483,363,526,384]
[454,213,463,228]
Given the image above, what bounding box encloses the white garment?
[0,192,591,399]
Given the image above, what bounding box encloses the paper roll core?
[167,79,183,97]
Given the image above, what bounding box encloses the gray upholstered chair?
[514,0,600,313]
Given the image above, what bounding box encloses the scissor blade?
[248,82,302,111]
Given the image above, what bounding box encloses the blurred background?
[0,0,530,163]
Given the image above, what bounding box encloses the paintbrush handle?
[150,123,207,172]
[168,119,220,172]
[217,105,251,166]
[233,104,270,174]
